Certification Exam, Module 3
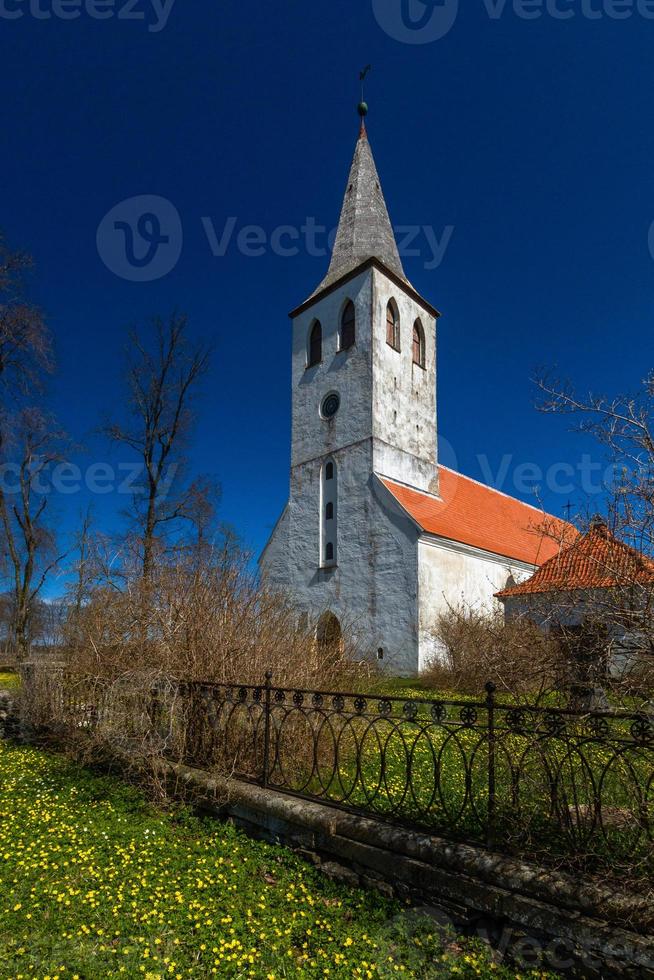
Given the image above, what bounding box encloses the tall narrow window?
[340,300,355,350]
[320,457,337,567]
[308,320,322,367]
[386,301,400,351]
[412,319,425,368]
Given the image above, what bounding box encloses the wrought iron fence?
[46,670,654,875]
[173,676,654,874]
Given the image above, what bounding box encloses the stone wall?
[150,757,653,979]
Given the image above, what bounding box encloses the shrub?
[424,604,562,699]
[23,539,374,786]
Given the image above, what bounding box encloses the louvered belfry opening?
[340,301,356,350]
[308,320,322,367]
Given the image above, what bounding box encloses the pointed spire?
[358,101,368,138]
[308,108,409,299]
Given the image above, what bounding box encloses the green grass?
[0,743,558,979]
[0,671,19,690]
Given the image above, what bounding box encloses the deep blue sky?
[2,0,654,586]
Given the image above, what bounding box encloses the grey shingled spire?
[309,122,409,298]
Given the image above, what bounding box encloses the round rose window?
[321,392,340,420]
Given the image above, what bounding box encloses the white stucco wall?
[417,536,537,671]
[371,268,439,495]
[262,442,422,673]
[291,270,374,471]
[259,505,290,588]
[260,267,429,674]
[501,590,644,677]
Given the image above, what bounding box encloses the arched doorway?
[316,612,342,655]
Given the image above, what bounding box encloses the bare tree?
[0,409,69,659]
[107,313,211,579]
[0,235,52,411]
[70,507,94,615]
[0,238,62,659]
[536,370,654,550]
[532,371,654,695]
[179,475,224,566]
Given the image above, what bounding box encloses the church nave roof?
[380,468,574,568]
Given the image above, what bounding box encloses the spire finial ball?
[357,101,368,118]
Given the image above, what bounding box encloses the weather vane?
[358,65,372,120]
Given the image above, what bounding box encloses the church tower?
[261,105,441,671]
[261,103,566,674]
[289,110,440,509]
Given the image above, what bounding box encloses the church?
[260,105,566,675]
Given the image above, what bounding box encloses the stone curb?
[160,758,652,934]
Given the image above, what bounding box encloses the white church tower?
[261,105,560,674]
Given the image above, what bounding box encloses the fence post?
[262,670,273,788]
[485,681,497,849]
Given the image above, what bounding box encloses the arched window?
[340,300,355,351]
[412,319,425,368]
[386,301,400,351]
[308,320,322,367]
[321,457,337,566]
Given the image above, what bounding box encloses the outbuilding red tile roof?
[380,467,573,566]
[495,519,654,598]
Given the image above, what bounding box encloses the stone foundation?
[150,757,653,979]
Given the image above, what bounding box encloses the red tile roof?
[496,519,654,598]
[380,468,573,566]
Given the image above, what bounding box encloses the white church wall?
[260,264,427,675]
[278,441,421,674]
[501,590,641,678]
[417,536,536,672]
[371,268,439,495]
[291,271,374,471]
[259,505,289,587]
